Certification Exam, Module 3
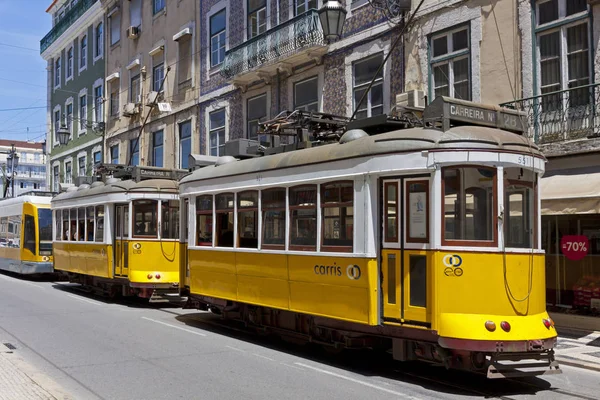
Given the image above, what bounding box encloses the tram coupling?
[486,350,562,379]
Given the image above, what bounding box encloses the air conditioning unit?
[126,26,140,39]
[146,91,160,104]
[396,90,426,110]
[122,102,139,117]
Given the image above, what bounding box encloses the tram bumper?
[14,261,54,274]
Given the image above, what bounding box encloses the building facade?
[101,0,199,170]
[41,0,106,191]
[0,141,47,198]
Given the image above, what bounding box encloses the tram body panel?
[53,242,112,278]
[127,240,180,285]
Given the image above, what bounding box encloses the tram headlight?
[42,256,49,262]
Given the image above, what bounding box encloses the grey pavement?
[554,328,600,372]
[0,272,600,400]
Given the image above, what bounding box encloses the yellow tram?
[178,97,560,378]
[51,168,182,301]
[0,193,53,274]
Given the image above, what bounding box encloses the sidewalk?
[0,343,72,400]
[555,328,600,372]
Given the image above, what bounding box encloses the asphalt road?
[0,272,599,400]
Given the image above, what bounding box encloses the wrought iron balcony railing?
[221,10,325,79]
[500,83,600,144]
[40,0,98,54]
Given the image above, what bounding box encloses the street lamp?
[319,0,347,42]
[57,126,71,146]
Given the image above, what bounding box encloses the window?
[110,144,119,164]
[153,0,165,15]
[262,188,286,249]
[384,182,398,242]
[177,35,192,85]
[54,210,62,241]
[238,191,258,249]
[130,0,142,27]
[536,0,590,110]
[179,120,191,169]
[79,94,87,130]
[53,165,59,192]
[430,27,470,100]
[209,109,226,156]
[133,200,158,237]
[24,215,35,255]
[290,185,317,250]
[110,12,121,45]
[78,156,85,176]
[95,205,104,242]
[77,208,85,241]
[504,168,536,248]
[54,57,61,87]
[321,182,353,251]
[80,35,87,68]
[67,47,73,78]
[130,139,139,165]
[442,167,496,245]
[86,206,95,241]
[152,130,163,167]
[130,73,141,103]
[294,76,319,112]
[110,85,119,116]
[161,200,179,239]
[20,182,24,189]
[93,151,101,165]
[94,85,103,122]
[196,195,213,246]
[353,54,384,119]
[248,0,267,39]
[66,103,73,133]
[95,22,103,58]
[210,9,226,67]
[215,193,234,247]
[296,0,316,15]
[54,109,61,139]
[247,94,268,144]
[153,63,164,92]
[406,180,429,243]
[65,161,72,184]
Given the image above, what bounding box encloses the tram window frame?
[405,180,430,243]
[384,182,399,243]
[70,209,77,241]
[321,181,354,252]
[95,205,104,242]
[78,208,86,241]
[86,207,95,241]
[504,171,537,249]
[55,210,62,241]
[133,200,158,238]
[237,190,258,249]
[161,200,180,240]
[262,188,286,250]
[289,185,318,251]
[196,195,214,246]
[62,210,69,241]
[441,166,498,247]
[215,193,234,248]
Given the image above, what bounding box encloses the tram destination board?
[423,96,525,134]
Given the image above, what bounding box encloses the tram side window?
[95,205,104,242]
[290,185,317,250]
[55,210,62,241]
[504,168,536,248]
[161,200,179,239]
[262,188,286,249]
[238,191,258,249]
[70,209,77,241]
[24,215,36,255]
[86,207,95,241]
[321,181,354,251]
[216,193,234,247]
[133,200,158,237]
[7,215,21,248]
[196,195,213,246]
[384,182,398,242]
[0,217,6,247]
[443,167,496,244]
[78,208,85,241]
[62,210,69,241]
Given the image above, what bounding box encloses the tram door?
[114,204,129,277]
[381,178,431,326]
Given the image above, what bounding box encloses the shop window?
[216,193,234,247]
[161,200,180,239]
[321,181,353,251]
[289,185,317,250]
[196,195,213,246]
[133,200,158,238]
[238,191,258,249]
[262,188,286,249]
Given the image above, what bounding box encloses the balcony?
[221,10,327,87]
[40,0,98,54]
[500,83,600,150]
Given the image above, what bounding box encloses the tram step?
[487,351,562,379]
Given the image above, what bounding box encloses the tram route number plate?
[561,235,589,261]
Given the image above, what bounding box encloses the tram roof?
[0,195,52,206]
[180,126,543,185]
[52,178,178,203]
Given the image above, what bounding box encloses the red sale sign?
[561,235,589,261]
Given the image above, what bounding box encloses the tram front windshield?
[38,209,52,241]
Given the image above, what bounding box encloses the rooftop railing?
[40,0,98,54]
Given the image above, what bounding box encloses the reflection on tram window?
[24,215,35,254]
[504,168,536,248]
[86,206,95,241]
[443,167,495,243]
[133,200,158,237]
[238,191,258,249]
[262,188,286,248]
[161,200,179,239]
[196,195,213,246]
[62,210,69,241]
[290,185,317,250]
[5,215,21,248]
[95,205,104,242]
[78,208,85,241]
[216,193,234,247]
[321,181,353,251]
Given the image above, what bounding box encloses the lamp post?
[318,0,347,42]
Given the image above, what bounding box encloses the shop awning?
[541,172,600,215]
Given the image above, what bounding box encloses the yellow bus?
[0,193,53,274]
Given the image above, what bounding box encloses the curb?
[556,356,600,373]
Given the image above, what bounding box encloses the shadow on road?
[0,269,66,282]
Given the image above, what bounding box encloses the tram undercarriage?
[185,295,561,379]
